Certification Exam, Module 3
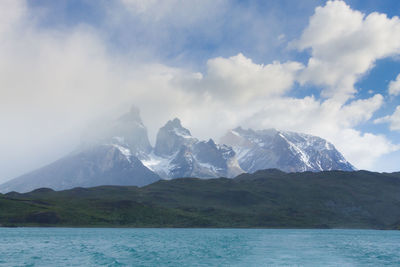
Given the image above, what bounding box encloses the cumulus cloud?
[1,0,400,182]
[0,0,199,181]
[294,0,400,101]
[233,94,394,170]
[0,0,122,180]
[375,106,400,131]
[165,52,392,170]
[181,53,303,104]
[389,74,400,96]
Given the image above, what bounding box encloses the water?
[0,228,399,266]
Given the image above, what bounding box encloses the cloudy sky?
[1,0,400,182]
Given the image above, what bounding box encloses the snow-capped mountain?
[142,118,244,179]
[0,107,356,193]
[0,108,242,193]
[0,144,160,193]
[81,106,153,160]
[220,127,355,173]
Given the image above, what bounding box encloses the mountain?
[220,127,355,173]
[1,170,400,229]
[0,145,160,193]
[0,107,160,193]
[81,106,152,160]
[142,118,243,179]
[0,109,243,193]
[0,107,356,193]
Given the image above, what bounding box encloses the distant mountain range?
[0,106,355,193]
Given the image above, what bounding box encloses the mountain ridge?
[0,107,355,193]
[221,127,355,173]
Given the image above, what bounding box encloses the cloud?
[114,0,300,66]
[120,0,226,21]
[375,106,400,131]
[0,0,26,37]
[181,53,303,104]
[1,0,399,182]
[167,53,392,170]
[0,0,192,180]
[389,74,400,96]
[294,0,400,101]
[0,0,125,180]
[233,94,394,170]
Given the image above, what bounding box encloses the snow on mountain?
[81,106,152,160]
[220,127,355,173]
[0,144,160,193]
[0,107,356,193]
[147,118,243,179]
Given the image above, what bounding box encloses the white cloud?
[232,94,393,170]
[0,0,399,182]
[119,0,227,25]
[389,74,400,96]
[0,0,195,181]
[374,106,400,131]
[0,0,26,37]
[166,52,392,170]
[294,0,400,101]
[184,53,303,104]
[120,0,158,13]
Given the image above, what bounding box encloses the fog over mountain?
[0,107,355,193]
[1,0,400,184]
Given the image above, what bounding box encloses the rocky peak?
[117,105,143,124]
[154,118,196,157]
[107,106,152,158]
[81,106,152,160]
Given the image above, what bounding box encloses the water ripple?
[0,228,399,266]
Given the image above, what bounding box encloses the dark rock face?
[193,139,228,170]
[220,127,355,173]
[169,146,195,178]
[147,119,244,179]
[154,118,195,157]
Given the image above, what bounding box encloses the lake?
[0,228,399,266]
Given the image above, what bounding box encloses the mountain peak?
[207,138,216,146]
[170,117,182,126]
[118,105,142,123]
[108,106,152,158]
[163,118,192,138]
[164,118,190,133]
[232,126,245,133]
[154,118,195,156]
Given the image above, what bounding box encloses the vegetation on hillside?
[1,169,400,229]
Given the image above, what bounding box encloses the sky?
[1,0,400,183]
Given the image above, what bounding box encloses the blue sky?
[27,0,400,64]
[0,0,400,181]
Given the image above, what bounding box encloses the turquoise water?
[0,228,399,266]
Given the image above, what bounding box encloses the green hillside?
[1,169,400,229]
